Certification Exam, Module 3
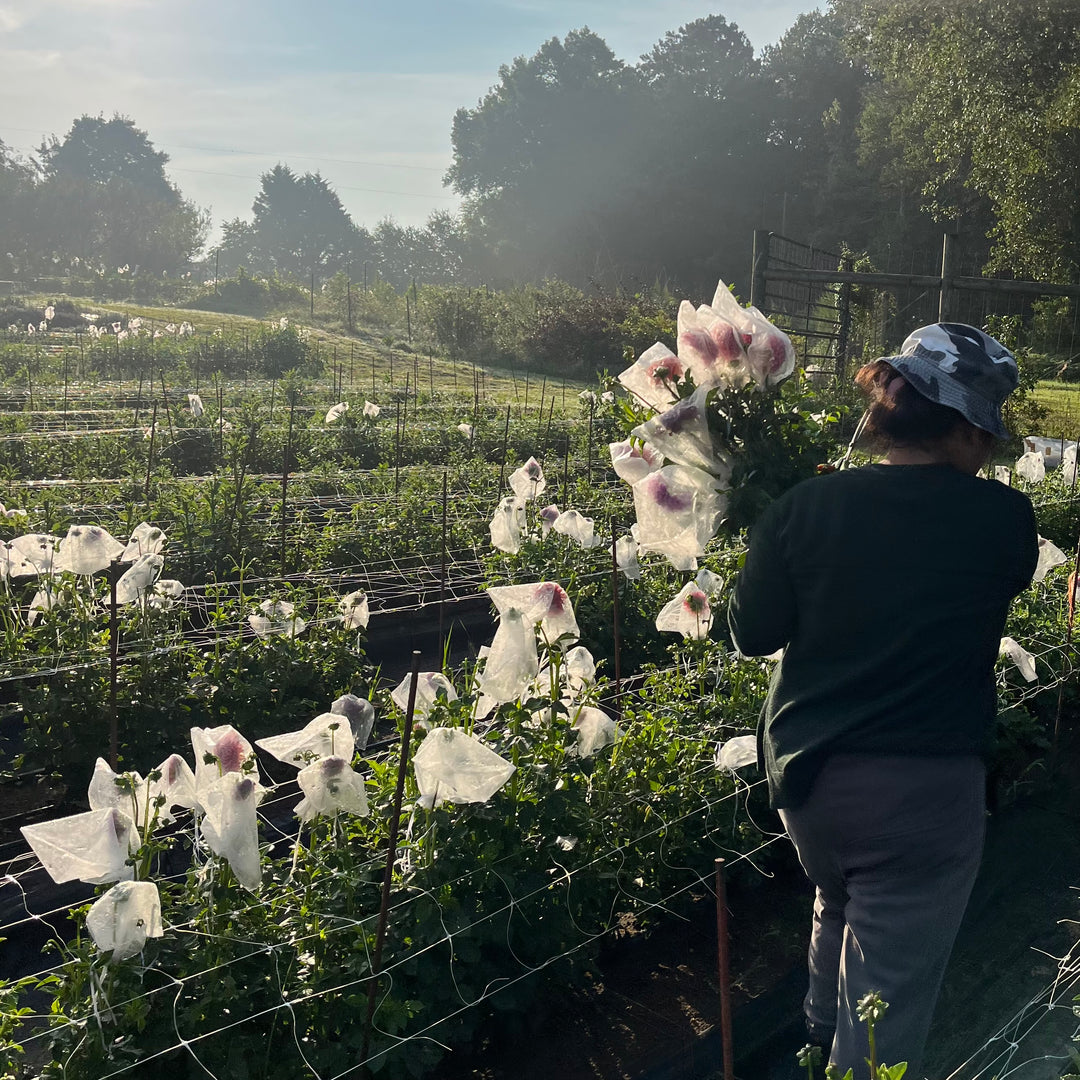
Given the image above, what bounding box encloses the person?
[727,323,1039,1077]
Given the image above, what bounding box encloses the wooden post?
[836,251,854,380]
[939,230,959,322]
[750,228,770,308]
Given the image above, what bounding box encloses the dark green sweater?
[727,464,1038,809]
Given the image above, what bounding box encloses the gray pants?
[779,753,986,1079]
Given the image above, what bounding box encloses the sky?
[0,0,814,244]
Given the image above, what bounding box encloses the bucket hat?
[880,323,1017,439]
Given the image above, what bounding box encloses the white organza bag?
[412,728,515,808]
[86,880,164,960]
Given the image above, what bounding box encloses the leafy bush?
[181,268,307,316]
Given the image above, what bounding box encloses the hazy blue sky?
[0,0,814,241]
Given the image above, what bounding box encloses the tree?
[628,14,779,290]
[448,28,637,200]
[447,20,793,292]
[215,218,259,277]
[835,0,1080,279]
[0,140,38,278]
[39,115,177,201]
[638,13,758,100]
[249,165,360,279]
[448,28,650,283]
[34,114,208,273]
[757,9,900,252]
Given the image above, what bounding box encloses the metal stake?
[109,560,121,770]
[714,858,735,1080]
[497,404,511,494]
[438,470,448,658]
[143,402,158,513]
[364,650,422,1062]
[280,398,295,578]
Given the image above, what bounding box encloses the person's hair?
[854,359,968,447]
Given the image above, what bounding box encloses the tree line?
[3,0,1080,296]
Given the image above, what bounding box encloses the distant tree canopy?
[446,0,1080,289]
[446,20,783,291]
[836,0,1080,281]
[34,115,208,275]
[9,3,1080,295]
[216,166,474,290]
[0,140,38,278]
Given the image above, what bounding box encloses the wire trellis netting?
[2,300,1080,1080]
[752,231,1080,380]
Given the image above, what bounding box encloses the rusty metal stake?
[714,857,734,1080]
[364,650,422,1064]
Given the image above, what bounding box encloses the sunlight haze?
[0,0,813,243]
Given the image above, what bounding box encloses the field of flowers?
[0,288,1077,1079]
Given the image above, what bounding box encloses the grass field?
[44,296,592,407]
[1033,380,1080,438]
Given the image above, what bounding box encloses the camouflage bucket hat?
[881,322,1017,439]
